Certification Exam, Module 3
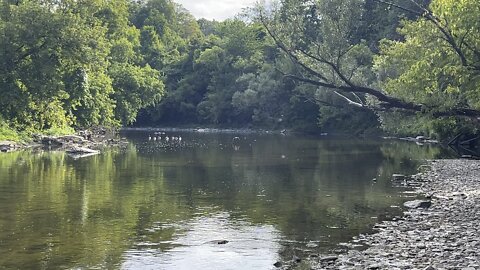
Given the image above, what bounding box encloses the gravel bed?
[313,159,480,270]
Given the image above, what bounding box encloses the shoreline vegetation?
[0,128,127,158]
[2,0,480,145]
[0,126,443,156]
[310,159,480,269]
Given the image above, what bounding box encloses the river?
[0,130,452,269]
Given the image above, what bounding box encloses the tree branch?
[373,0,423,16]
[14,38,49,65]
[260,4,480,120]
[284,74,422,111]
[334,91,365,107]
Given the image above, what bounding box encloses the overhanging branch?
[334,91,364,107]
[259,4,480,120]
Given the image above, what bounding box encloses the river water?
[0,131,452,269]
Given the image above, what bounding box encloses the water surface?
[0,131,450,269]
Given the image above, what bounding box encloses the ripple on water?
[121,212,282,270]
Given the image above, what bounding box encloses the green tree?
[0,0,115,130]
[254,0,382,133]
[110,63,164,125]
[374,0,480,137]
[0,0,166,133]
[256,0,480,137]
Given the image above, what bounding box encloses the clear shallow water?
[0,131,452,269]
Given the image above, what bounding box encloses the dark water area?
[0,131,453,269]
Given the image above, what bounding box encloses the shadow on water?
[447,133,480,159]
[0,131,454,269]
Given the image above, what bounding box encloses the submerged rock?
[216,240,229,245]
[204,239,229,245]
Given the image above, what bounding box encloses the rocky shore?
[0,128,127,158]
[313,159,480,269]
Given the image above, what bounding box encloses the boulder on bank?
[40,135,88,146]
[403,200,432,209]
[58,135,87,143]
[0,141,18,152]
[392,174,406,181]
[1,130,125,156]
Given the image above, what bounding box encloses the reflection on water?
[123,212,281,270]
[0,131,452,269]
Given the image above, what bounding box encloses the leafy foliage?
[0,0,166,134]
[1,0,478,139]
[375,0,480,138]
[254,0,480,138]
[137,16,325,132]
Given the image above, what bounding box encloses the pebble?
[312,160,480,269]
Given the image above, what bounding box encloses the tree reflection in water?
[0,132,452,269]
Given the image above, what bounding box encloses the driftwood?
[66,146,100,159]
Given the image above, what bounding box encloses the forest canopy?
[0,0,479,140]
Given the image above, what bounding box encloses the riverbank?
[0,128,127,157]
[313,159,480,269]
[121,126,293,135]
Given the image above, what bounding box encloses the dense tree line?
[1,0,478,140]
[256,0,480,138]
[1,0,166,135]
